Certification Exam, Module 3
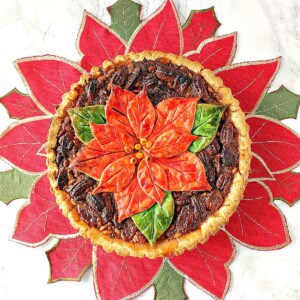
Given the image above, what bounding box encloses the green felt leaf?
[0,168,38,204]
[255,86,300,120]
[132,192,174,246]
[189,104,225,153]
[68,105,105,144]
[154,260,186,300]
[108,0,141,42]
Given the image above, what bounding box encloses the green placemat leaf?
[255,86,300,120]
[108,0,141,42]
[68,105,105,144]
[154,260,186,300]
[189,104,225,153]
[0,168,38,204]
[132,192,174,245]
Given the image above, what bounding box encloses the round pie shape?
[46,51,251,258]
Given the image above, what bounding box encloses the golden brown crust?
[46,50,251,258]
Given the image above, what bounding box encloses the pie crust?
[46,51,251,258]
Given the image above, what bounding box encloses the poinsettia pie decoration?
[47,51,251,258]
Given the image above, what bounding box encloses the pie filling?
[55,58,239,243]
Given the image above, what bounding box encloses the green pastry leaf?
[108,0,141,42]
[68,105,105,144]
[189,104,225,153]
[154,260,186,300]
[0,168,38,205]
[255,86,300,120]
[132,192,174,246]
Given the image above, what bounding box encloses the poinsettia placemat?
[1,0,300,299]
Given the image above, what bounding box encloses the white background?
[0,0,300,299]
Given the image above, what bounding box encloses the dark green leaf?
[68,105,105,144]
[154,260,186,300]
[0,168,38,204]
[108,0,141,42]
[255,86,300,120]
[132,192,174,245]
[189,104,225,153]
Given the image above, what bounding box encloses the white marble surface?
[0,0,300,299]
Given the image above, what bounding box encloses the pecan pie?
[47,51,251,258]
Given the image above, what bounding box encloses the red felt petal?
[247,116,300,172]
[215,59,280,114]
[71,139,125,180]
[265,172,300,206]
[185,33,237,70]
[226,182,291,249]
[47,236,92,282]
[106,85,136,136]
[249,153,273,180]
[127,90,155,139]
[15,56,83,115]
[114,177,156,222]
[182,8,221,54]
[94,155,136,193]
[137,158,167,204]
[0,118,50,173]
[78,12,126,71]
[94,246,162,300]
[12,175,76,246]
[170,230,235,299]
[148,129,197,158]
[154,152,211,191]
[150,97,198,139]
[128,0,182,55]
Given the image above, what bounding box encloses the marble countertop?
[0,0,300,299]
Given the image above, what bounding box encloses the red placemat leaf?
[78,12,126,71]
[0,117,50,173]
[127,0,182,55]
[0,89,44,120]
[249,152,274,180]
[247,116,300,173]
[15,56,83,115]
[170,230,235,299]
[47,236,92,282]
[11,175,76,246]
[185,33,237,70]
[226,181,291,249]
[182,7,221,54]
[265,172,300,206]
[93,246,162,300]
[215,59,280,114]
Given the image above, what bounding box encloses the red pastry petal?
[148,129,197,158]
[170,230,235,299]
[11,175,76,246]
[137,157,167,204]
[105,85,136,136]
[0,117,50,173]
[150,97,198,139]
[215,59,280,114]
[182,8,221,54]
[114,177,156,222]
[127,90,155,139]
[78,12,126,71]
[265,172,300,206]
[185,33,237,70]
[94,155,136,193]
[128,0,182,55]
[247,116,300,172]
[47,236,92,282]
[226,182,291,249]
[15,56,83,115]
[249,153,273,180]
[70,139,125,180]
[154,152,211,191]
[93,246,162,300]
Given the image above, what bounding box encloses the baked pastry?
[47,51,251,258]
